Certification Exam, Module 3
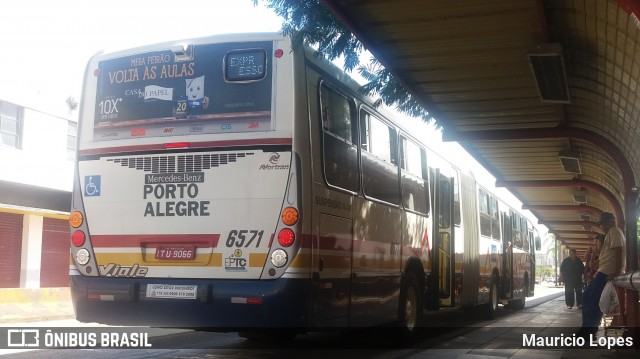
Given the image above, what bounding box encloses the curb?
[527,289,564,308]
[0,287,71,304]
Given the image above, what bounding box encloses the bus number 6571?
[226,230,264,248]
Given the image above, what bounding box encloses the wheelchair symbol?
[84,176,101,197]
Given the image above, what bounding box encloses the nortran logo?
[260,153,290,171]
[269,152,280,164]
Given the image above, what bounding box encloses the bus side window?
[439,179,451,228]
[512,213,523,249]
[490,196,500,240]
[360,110,400,205]
[319,83,358,192]
[479,189,492,237]
[400,136,429,214]
[509,210,519,248]
[518,218,527,250]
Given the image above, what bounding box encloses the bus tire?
[396,271,422,345]
[485,277,499,319]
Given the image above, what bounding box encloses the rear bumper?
[70,275,310,329]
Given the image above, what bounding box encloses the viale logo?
[99,263,149,277]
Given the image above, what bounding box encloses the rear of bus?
[69,33,308,328]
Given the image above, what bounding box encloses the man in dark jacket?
[560,248,585,309]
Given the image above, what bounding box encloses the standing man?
[560,248,584,309]
[579,212,626,336]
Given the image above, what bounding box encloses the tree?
[536,264,552,282]
[66,96,78,112]
[254,0,433,124]
[537,232,559,283]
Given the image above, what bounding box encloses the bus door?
[528,229,536,296]
[501,212,513,299]
[431,170,455,308]
[308,69,358,326]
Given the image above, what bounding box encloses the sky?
[0,0,545,237]
[0,0,282,117]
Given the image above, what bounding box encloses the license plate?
[155,245,196,260]
[146,284,197,299]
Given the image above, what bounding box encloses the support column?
[20,214,43,289]
[624,193,638,336]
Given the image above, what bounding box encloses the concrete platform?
[1,285,637,357]
[412,286,639,358]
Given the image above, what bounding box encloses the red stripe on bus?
[91,234,220,248]
[317,235,353,251]
[94,111,271,129]
[78,138,293,156]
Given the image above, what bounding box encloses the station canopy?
[323,0,640,257]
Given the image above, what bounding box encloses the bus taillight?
[69,211,83,228]
[271,249,287,268]
[281,207,299,226]
[72,230,86,247]
[165,142,191,149]
[277,228,295,247]
[75,248,91,266]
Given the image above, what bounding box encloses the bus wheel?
[485,278,499,319]
[396,272,422,345]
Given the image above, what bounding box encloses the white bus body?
[69,33,535,332]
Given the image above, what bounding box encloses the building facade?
[0,99,75,288]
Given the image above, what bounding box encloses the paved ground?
[0,288,73,324]
[1,284,638,357]
[410,285,638,358]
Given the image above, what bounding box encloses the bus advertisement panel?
[93,41,273,140]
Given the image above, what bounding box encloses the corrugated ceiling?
[323,0,639,257]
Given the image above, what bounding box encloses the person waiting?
[560,248,584,309]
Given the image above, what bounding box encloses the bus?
[69,33,537,339]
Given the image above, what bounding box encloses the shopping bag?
[599,281,620,315]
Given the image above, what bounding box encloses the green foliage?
[258,0,362,69]
[254,0,432,123]
[536,264,552,280]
